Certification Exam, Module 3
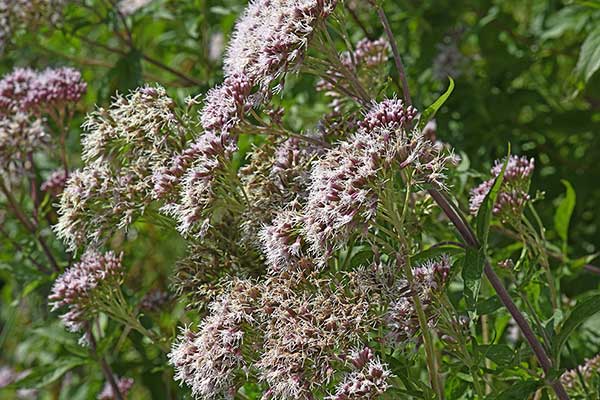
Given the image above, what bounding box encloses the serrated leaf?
[554,180,576,251]
[553,294,600,355]
[575,26,600,83]
[9,358,87,390]
[494,380,541,400]
[417,77,454,131]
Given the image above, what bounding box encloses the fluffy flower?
[224,0,337,87]
[469,155,535,222]
[328,349,392,400]
[200,73,253,134]
[97,376,134,400]
[239,135,323,244]
[168,280,259,399]
[56,85,185,250]
[256,277,373,399]
[304,99,454,257]
[159,132,237,238]
[259,209,305,273]
[48,250,123,332]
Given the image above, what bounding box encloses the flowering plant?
[1,1,600,399]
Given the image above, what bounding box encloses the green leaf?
[417,77,454,131]
[575,26,600,83]
[478,344,515,366]
[476,145,511,249]
[462,246,486,309]
[9,358,87,390]
[553,295,600,355]
[570,253,599,270]
[553,180,576,251]
[476,296,503,315]
[493,380,541,400]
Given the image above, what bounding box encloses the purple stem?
[428,189,569,399]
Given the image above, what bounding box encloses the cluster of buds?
[200,73,253,134]
[48,251,123,332]
[158,132,238,238]
[0,66,86,113]
[259,209,305,273]
[469,155,535,224]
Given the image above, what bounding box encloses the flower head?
[224,0,337,87]
[304,99,453,258]
[49,250,123,332]
[328,351,392,400]
[386,256,451,344]
[0,66,86,112]
[469,155,534,223]
[561,353,600,391]
[259,209,305,273]
[159,132,237,238]
[168,280,259,399]
[200,73,253,134]
[56,85,184,250]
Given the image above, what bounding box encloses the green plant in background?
[1,0,600,399]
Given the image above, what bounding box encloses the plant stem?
[399,254,444,400]
[86,326,124,400]
[0,178,60,272]
[374,3,412,106]
[427,189,570,400]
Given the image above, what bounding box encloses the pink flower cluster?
[469,155,535,223]
[0,67,86,113]
[303,99,452,256]
[48,251,123,332]
[328,347,392,400]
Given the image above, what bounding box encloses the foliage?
[1,0,600,399]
